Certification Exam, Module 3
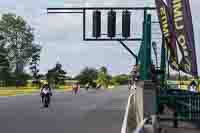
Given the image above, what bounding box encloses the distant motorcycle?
[85,86,89,91]
[85,84,90,91]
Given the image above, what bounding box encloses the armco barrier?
[121,93,135,133]
[121,92,150,133]
[121,91,157,133]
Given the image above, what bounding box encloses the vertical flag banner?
[155,0,179,71]
[167,0,198,77]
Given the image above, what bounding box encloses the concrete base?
[136,80,157,121]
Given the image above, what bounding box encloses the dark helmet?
[43,84,48,88]
[191,80,197,85]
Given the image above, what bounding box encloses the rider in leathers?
[40,84,52,103]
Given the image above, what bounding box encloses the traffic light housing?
[122,10,131,38]
[93,11,101,38]
[107,10,116,37]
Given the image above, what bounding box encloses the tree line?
[45,64,130,89]
[75,66,129,88]
[39,63,130,89]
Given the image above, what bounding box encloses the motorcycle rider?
[72,82,80,95]
[85,83,90,91]
[40,84,52,103]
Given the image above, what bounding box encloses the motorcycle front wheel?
[43,96,49,108]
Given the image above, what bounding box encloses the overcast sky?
[0,0,199,76]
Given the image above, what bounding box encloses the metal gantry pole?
[83,9,86,40]
[118,41,138,64]
[139,9,152,80]
[47,7,156,11]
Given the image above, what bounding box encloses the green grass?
[0,88,39,96]
[102,85,117,91]
[0,86,73,96]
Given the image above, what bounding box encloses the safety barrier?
[121,91,156,133]
[121,93,135,133]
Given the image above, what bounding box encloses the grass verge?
[0,86,73,96]
[0,88,39,96]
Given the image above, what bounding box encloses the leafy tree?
[75,67,98,85]
[14,72,32,87]
[97,72,110,88]
[29,44,41,84]
[99,66,107,74]
[0,35,4,41]
[46,62,67,87]
[0,45,10,86]
[96,66,111,88]
[0,13,36,74]
[38,74,45,80]
[0,46,9,70]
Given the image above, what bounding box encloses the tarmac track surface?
[0,86,129,133]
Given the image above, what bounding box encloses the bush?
[110,79,119,86]
[75,67,98,85]
[15,73,31,86]
[112,74,129,85]
[0,73,30,87]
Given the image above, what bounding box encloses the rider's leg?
[48,94,50,104]
[41,94,44,102]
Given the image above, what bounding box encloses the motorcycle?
[85,85,89,91]
[42,90,51,108]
